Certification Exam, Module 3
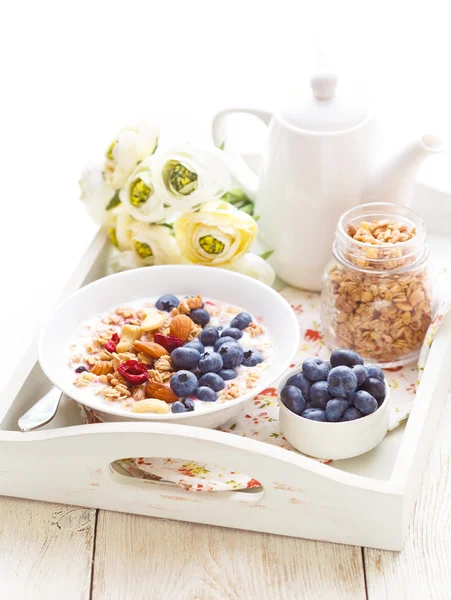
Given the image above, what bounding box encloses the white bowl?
[38,265,299,428]
[278,367,390,460]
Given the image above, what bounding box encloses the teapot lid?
[280,73,369,133]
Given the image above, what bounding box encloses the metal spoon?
[18,387,63,432]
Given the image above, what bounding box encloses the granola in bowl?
[67,293,274,416]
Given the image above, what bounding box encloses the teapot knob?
[310,72,338,100]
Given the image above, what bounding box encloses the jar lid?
[280,72,369,133]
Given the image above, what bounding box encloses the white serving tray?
[1,230,451,551]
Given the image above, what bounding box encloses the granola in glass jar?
[321,203,432,367]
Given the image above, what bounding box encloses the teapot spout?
[363,134,444,207]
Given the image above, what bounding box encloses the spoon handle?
[18,387,63,432]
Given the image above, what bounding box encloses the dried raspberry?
[154,333,184,353]
[105,333,120,353]
[75,365,88,373]
[118,360,149,385]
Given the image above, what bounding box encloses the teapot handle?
[212,108,272,201]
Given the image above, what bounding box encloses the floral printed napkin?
[81,282,451,492]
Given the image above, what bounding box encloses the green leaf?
[152,137,159,154]
[239,202,254,215]
[253,215,260,221]
[163,203,171,208]
[260,250,274,260]
[222,187,249,205]
[106,191,121,211]
[229,423,237,430]
[218,141,225,150]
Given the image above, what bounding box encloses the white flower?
[152,146,231,217]
[104,205,134,251]
[79,160,116,224]
[108,249,142,274]
[104,121,159,189]
[225,253,276,286]
[114,205,134,250]
[120,146,231,223]
[119,157,163,223]
[129,221,182,266]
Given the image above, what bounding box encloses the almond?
[145,380,178,403]
[133,340,169,358]
[170,314,193,342]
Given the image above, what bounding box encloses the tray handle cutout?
[107,458,265,503]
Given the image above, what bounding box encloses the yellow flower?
[174,201,257,266]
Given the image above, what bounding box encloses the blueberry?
[189,308,210,327]
[325,398,348,422]
[353,364,368,387]
[219,342,244,368]
[230,312,252,330]
[170,370,198,397]
[330,348,364,368]
[198,372,225,391]
[199,326,220,346]
[75,365,88,373]
[281,385,305,415]
[351,390,378,415]
[241,349,264,367]
[367,366,385,382]
[302,408,327,422]
[184,340,205,353]
[155,294,180,312]
[220,327,244,340]
[340,407,362,421]
[327,366,358,398]
[198,351,223,373]
[195,386,218,402]
[171,347,201,370]
[309,381,331,410]
[286,372,312,400]
[214,336,237,351]
[183,398,195,411]
[361,377,386,404]
[302,357,329,382]
[171,401,187,413]
[219,369,238,380]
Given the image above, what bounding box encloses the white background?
[0,0,450,366]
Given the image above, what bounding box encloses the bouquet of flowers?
[79,121,275,286]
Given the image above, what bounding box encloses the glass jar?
[321,203,432,367]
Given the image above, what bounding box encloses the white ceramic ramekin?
[278,367,390,460]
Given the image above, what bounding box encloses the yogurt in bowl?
[39,265,299,428]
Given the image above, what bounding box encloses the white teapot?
[212,73,443,291]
